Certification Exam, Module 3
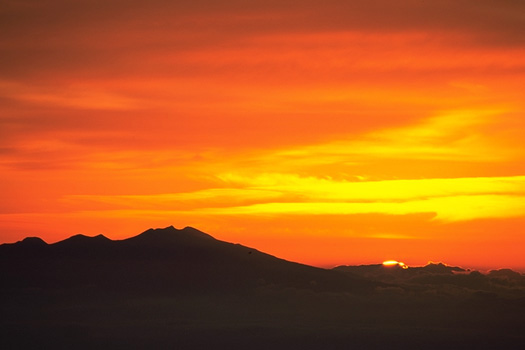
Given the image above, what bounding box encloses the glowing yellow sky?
[1,1,525,271]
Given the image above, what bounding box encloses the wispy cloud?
[271,108,520,164]
[196,194,525,223]
[63,175,525,222]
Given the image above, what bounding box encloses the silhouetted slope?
[334,262,525,298]
[54,233,112,247]
[1,226,524,349]
[0,226,375,294]
[18,236,48,247]
[334,262,466,282]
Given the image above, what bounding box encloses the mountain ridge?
[0,226,379,294]
[3,227,522,277]
[1,225,524,349]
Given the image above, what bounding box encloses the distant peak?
[54,233,112,246]
[130,225,215,243]
[156,225,198,232]
[143,226,176,233]
[180,226,215,239]
[181,226,204,233]
[489,269,522,278]
[20,237,47,246]
[68,233,109,240]
[423,262,465,273]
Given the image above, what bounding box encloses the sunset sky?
[2,0,525,271]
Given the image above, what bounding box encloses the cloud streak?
[64,175,525,222]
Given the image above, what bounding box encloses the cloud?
[217,174,525,202]
[4,1,524,46]
[65,188,283,211]
[2,1,524,170]
[61,174,525,222]
[271,108,521,164]
[2,0,525,81]
[195,194,525,223]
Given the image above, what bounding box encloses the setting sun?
[382,260,409,269]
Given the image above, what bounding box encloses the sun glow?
[383,260,408,269]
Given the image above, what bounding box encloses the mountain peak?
[54,233,112,248]
[20,236,48,246]
[422,262,465,274]
[123,226,216,247]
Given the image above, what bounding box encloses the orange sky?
[2,1,525,271]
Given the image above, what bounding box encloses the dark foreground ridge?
[0,226,375,294]
[1,226,524,349]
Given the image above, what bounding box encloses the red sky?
[2,0,525,271]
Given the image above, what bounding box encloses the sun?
[382,260,408,269]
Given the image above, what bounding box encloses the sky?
[2,0,525,271]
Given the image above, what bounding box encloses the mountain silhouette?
[334,261,525,298]
[334,261,467,282]
[18,236,48,247]
[0,226,376,294]
[54,233,112,247]
[1,226,524,349]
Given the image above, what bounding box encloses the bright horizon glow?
[383,260,409,269]
[2,1,525,272]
